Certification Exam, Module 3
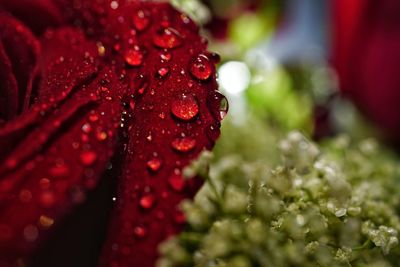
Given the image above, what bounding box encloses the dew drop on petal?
[132,9,150,31]
[157,67,170,78]
[171,94,199,121]
[146,158,162,172]
[133,225,147,238]
[160,51,172,62]
[81,123,92,134]
[189,54,212,80]
[171,137,196,152]
[208,91,229,120]
[80,151,98,166]
[139,194,156,210]
[96,131,108,141]
[39,215,54,228]
[153,28,182,49]
[168,173,186,192]
[124,49,143,67]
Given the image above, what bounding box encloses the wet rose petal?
[0,1,226,267]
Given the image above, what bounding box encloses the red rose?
[332,0,400,140]
[0,1,226,266]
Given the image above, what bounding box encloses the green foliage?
[157,121,400,267]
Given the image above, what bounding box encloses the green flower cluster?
[157,124,400,267]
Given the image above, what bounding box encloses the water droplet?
[160,51,172,62]
[157,67,170,78]
[124,49,143,67]
[208,52,221,64]
[153,28,182,49]
[23,225,38,242]
[171,137,196,153]
[146,158,162,172]
[139,194,156,209]
[168,173,186,192]
[81,123,92,134]
[96,131,108,141]
[39,215,54,228]
[171,94,199,121]
[97,42,106,56]
[133,225,147,238]
[89,113,99,122]
[189,54,213,80]
[80,151,97,166]
[110,1,119,9]
[132,9,150,31]
[208,91,229,120]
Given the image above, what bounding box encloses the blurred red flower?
[332,0,400,140]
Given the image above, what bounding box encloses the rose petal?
[0,14,40,118]
[0,28,123,263]
[0,0,62,34]
[0,40,19,121]
[55,1,223,265]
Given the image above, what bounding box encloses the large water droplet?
[132,9,150,31]
[171,137,196,152]
[208,91,229,120]
[139,194,156,210]
[80,151,97,166]
[189,54,212,80]
[153,28,182,49]
[171,94,199,121]
[124,48,143,67]
[146,158,162,172]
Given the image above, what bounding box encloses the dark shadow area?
[29,152,122,267]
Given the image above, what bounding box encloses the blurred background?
[173,0,400,145]
[159,2,400,266]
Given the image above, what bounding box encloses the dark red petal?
[57,2,223,266]
[0,14,40,119]
[0,0,63,34]
[0,28,123,263]
[0,40,19,121]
